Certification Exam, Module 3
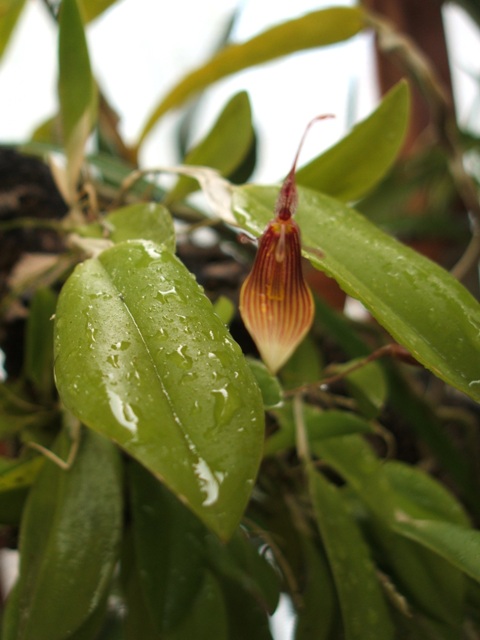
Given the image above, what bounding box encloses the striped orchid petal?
[239,115,332,373]
[240,217,314,373]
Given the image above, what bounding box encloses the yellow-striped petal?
[239,217,314,373]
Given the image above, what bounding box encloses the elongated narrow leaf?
[308,468,394,639]
[296,81,409,202]
[394,518,480,584]
[24,287,57,401]
[168,91,253,203]
[58,0,96,196]
[128,459,205,634]
[233,186,480,402]
[4,428,122,640]
[54,240,264,538]
[137,7,364,147]
[78,0,118,22]
[0,0,27,60]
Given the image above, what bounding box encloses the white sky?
[1,0,479,184]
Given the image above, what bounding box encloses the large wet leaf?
[295,81,409,202]
[3,428,122,640]
[232,186,480,402]
[54,240,264,538]
[137,7,364,147]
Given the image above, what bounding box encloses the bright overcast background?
[1,0,479,185]
[0,1,479,638]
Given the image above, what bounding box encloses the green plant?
[0,1,479,639]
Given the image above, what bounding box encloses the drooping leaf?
[294,538,338,640]
[232,185,480,402]
[168,91,254,203]
[295,81,410,202]
[0,0,27,60]
[128,459,206,634]
[24,288,57,401]
[54,240,264,538]
[394,517,480,585]
[308,468,394,639]
[78,0,118,22]
[136,7,364,147]
[0,455,44,492]
[58,0,96,196]
[3,428,122,640]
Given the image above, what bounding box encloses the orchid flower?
[240,116,332,373]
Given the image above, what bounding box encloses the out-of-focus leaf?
[58,0,96,197]
[384,461,469,526]
[79,202,176,251]
[312,434,394,522]
[24,288,56,401]
[3,428,122,640]
[54,240,264,539]
[128,459,205,634]
[340,359,387,418]
[232,185,480,402]
[205,528,280,614]
[394,517,480,584]
[121,528,160,640]
[0,0,27,60]
[295,81,409,202]
[265,404,373,456]
[0,456,44,492]
[220,576,274,640]
[136,7,364,147]
[78,0,118,22]
[294,538,338,640]
[308,467,394,639]
[368,517,465,638]
[167,571,228,640]
[279,334,323,391]
[213,295,235,325]
[168,91,253,203]
[247,358,282,409]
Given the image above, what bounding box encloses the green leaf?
[3,428,122,640]
[232,186,480,402]
[0,0,27,60]
[343,360,387,418]
[205,528,280,614]
[294,538,338,640]
[128,459,205,634]
[265,405,373,456]
[137,7,364,147]
[220,577,274,640]
[0,455,44,492]
[213,295,235,325]
[295,81,410,201]
[54,240,264,539]
[247,358,282,409]
[78,0,118,22]
[79,202,176,251]
[24,288,57,401]
[166,571,228,640]
[312,434,395,522]
[394,517,480,584]
[58,0,96,196]
[308,468,394,639]
[384,461,469,526]
[167,92,254,203]
[280,334,323,391]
